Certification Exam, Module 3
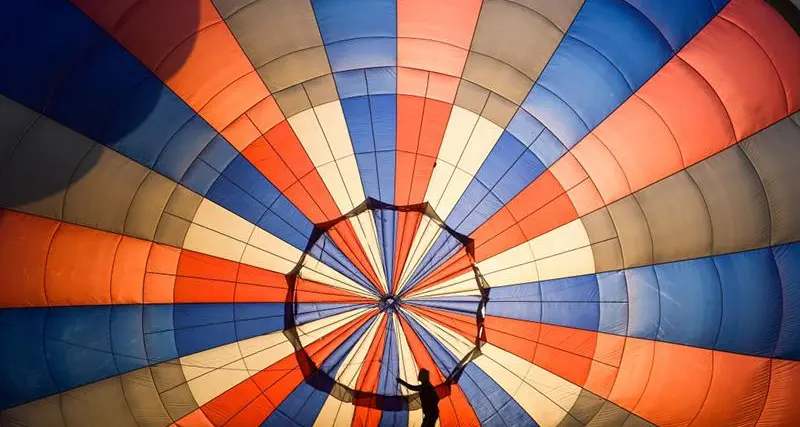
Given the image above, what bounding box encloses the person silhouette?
[397,369,439,427]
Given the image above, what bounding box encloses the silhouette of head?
[418,368,430,384]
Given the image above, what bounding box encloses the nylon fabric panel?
[757,359,800,426]
[397,0,480,77]
[0,109,95,220]
[0,2,320,254]
[687,145,771,255]
[721,0,800,113]
[740,114,800,245]
[635,57,736,168]
[633,171,712,264]
[523,0,723,150]
[397,315,480,427]
[677,4,790,141]
[463,0,580,105]
[630,343,713,426]
[64,146,150,235]
[432,0,800,281]
[0,211,59,307]
[0,93,39,165]
[690,352,771,427]
[216,0,329,92]
[72,0,269,132]
[2,0,800,424]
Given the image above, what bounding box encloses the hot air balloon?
[0,0,799,426]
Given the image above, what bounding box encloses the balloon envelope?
[0,0,799,426]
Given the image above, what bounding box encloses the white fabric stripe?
[350,211,388,291]
[402,309,473,359]
[397,217,444,293]
[176,306,372,407]
[289,103,389,292]
[314,101,367,205]
[301,255,379,299]
[314,312,384,427]
[191,198,255,242]
[297,307,374,349]
[425,108,503,219]
[287,105,361,213]
[313,396,356,427]
[335,312,385,387]
[188,198,373,294]
[410,219,595,297]
[474,344,582,427]
[393,314,419,397]
[394,310,425,427]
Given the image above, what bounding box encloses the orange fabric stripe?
[406,248,473,297]
[194,309,377,426]
[392,211,424,291]
[0,209,371,307]
[72,0,384,291]
[483,314,800,426]
[0,210,59,307]
[418,0,800,289]
[397,0,481,76]
[397,315,480,427]
[71,0,270,132]
[351,315,390,427]
[404,305,476,342]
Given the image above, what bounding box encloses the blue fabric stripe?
[374,209,398,293]
[377,313,400,395]
[403,233,462,293]
[461,364,537,427]
[403,312,534,426]
[430,0,729,261]
[0,302,360,409]
[314,0,397,207]
[0,0,315,251]
[295,303,373,326]
[309,234,378,296]
[484,243,800,360]
[340,94,397,204]
[312,0,396,71]
[407,299,481,317]
[263,314,378,427]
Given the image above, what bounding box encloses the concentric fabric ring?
[0,0,799,426]
[283,199,488,409]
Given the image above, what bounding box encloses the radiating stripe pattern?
[285,201,487,407]
[0,0,799,426]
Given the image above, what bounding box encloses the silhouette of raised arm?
[397,377,422,391]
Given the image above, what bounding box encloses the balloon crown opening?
[379,294,399,313]
[283,198,489,409]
